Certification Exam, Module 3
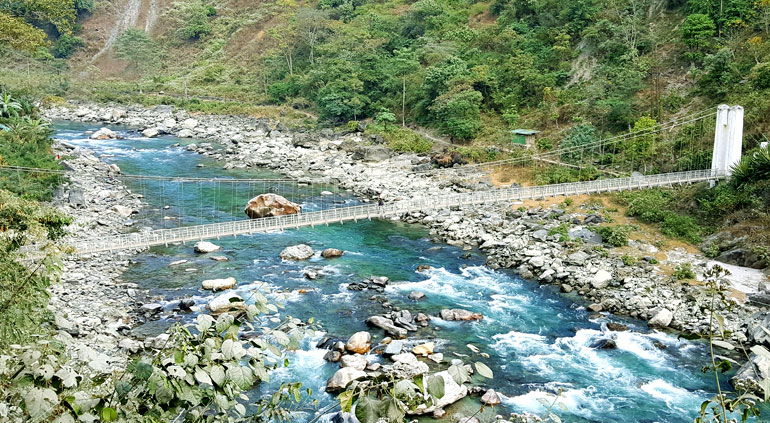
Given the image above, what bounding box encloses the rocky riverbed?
[45,139,149,374]
[43,101,770,404]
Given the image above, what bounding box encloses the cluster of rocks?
[346,275,391,292]
[321,331,478,418]
[366,309,431,338]
[402,205,757,338]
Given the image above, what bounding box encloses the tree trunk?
[402,75,406,127]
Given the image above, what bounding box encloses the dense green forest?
[5,0,770,145]
[98,0,770,144]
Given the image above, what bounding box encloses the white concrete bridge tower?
[712,104,744,177]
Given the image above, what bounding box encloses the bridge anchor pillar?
[712,105,743,178]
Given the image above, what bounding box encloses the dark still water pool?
[55,120,731,423]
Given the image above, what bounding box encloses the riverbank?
[45,139,148,373]
[43,101,766,392]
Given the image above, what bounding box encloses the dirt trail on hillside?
[89,0,159,64]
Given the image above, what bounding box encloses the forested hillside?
[4,0,770,144]
[48,0,764,144]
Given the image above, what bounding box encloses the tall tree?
[295,8,328,65]
[114,28,160,78]
[391,48,419,127]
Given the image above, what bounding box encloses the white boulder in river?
[326,367,367,392]
[142,127,160,138]
[194,241,221,253]
[202,277,237,291]
[648,308,674,328]
[207,292,246,313]
[90,127,119,140]
[280,244,314,260]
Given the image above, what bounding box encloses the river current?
[55,120,731,423]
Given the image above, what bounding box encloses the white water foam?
[502,386,615,420]
[640,378,702,413]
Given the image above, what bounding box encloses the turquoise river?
[54,120,737,423]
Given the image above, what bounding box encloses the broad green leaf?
[550,412,562,423]
[475,362,494,379]
[184,353,199,368]
[216,314,235,333]
[338,390,355,412]
[222,339,235,359]
[196,314,214,333]
[235,403,246,416]
[447,364,469,385]
[25,388,57,420]
[760,377,770,402]
[133,361,153,380]
[210,364,225,386]
[101,407,118,422]
[167,365,186,379]
[354,394,383,423]
[177,384,203,406]
[227,366,255,389]
[427,374,445,399]
[394,379,418,397]
[194,367,212,385]
[36,364,54,380]
[55,367,78,388]
[155,385,174,404]
[714,313,725,337]
[273,330,290,346]
[385,398,405,422]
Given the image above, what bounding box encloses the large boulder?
[142,127,160,138]
[244,193,301,219]
[733,353,770,394]
[345,331,371,354]
[648,308,673,328]
[68,189,86,207]
[182,118,199,130]
[592,270,613,289]
[321,248,344,258]
[194,241,221,253]
[431,151,465,168]
[207,292,246,314]
[439,309,483,321]
[280,244,315,260]
[202,277,237,291]
[326,367,367,392]
[111,205,135,218]
[390,353,429,378]
[353,145,391,162]
[340,354,368,371]
[90,127,119,140]
[366,316,408,338]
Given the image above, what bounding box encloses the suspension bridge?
[5,105,747,256]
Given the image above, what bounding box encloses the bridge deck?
[50,169,724,256]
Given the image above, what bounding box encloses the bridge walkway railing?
[55,169,724,255]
